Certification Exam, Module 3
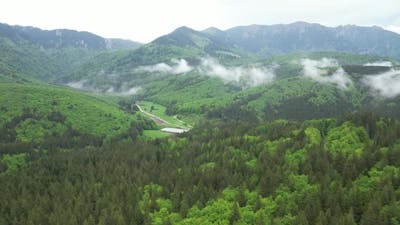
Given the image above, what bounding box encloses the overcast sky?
[1,0,400,43]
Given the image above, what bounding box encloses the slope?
[0,22,141,82]
[0,83,151,147]
[62,26,257,90]
[63,49,400,124]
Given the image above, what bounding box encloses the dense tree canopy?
[1,113,400,225]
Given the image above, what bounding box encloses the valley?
[136,101,191,129]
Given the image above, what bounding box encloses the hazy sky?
[1,0,400,42]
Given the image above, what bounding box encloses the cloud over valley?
[300,58,353,89]
[364,69,400,98]
[135,58,277,87]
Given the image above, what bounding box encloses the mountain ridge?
[0,22,142,50]
[2,21,400,124]
[213,22,400,58]
[0,22,142,81]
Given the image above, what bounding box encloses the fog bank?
[135,59,193,74]
[301,58,353,89]
[199,57,276,86]
[364,69,400,98]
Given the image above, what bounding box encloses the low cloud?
[66,80,88,90]
[136,59,192,74]
[301,58,353,89]
[134,57,276,87]
[363,61,393,67]
[199,57,276,86]
[66,80,102,92]
[364,69,400,98]
[114,86,142,96]
[66,80,141,96]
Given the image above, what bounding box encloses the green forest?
[1,113,400,225]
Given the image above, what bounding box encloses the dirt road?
[135,104,170,125]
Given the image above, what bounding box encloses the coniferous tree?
[229,202,240,225]
[294,211,310,225]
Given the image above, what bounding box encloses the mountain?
[116,25,253,68]
[204,22,400,58]
[0,23,141,50]
[64,22,400,90]
[62,26,256,91]
[152,26,235,55]
[0,22,141,81]
[66,49,400,123]
[3,21,400,84]
[4,21,400,124]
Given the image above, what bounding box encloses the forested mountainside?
[0,22,141,81]
[63,22,400,89]
[0,83,157,154]
[1,113,400,225]
[65,49,400,122]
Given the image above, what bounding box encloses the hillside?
[61,48,400,123]
[57,23,400,124]
[0,22,141,81]
[0,23,141,50]
[0,83,155,151]
[199,52,399,120]
[62,25,257,91]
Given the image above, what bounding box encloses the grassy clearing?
[142,130,172,139]
[139,101,191,128]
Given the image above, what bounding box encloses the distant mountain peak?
[173,26,197,34]
[202,27,224,34]
[151,25,209,47]
[288,21,321,26]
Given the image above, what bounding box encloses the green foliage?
[0,23,140,82]
[1,153,26,173]
[304,127,322,146]
[143,130,172,139]
[1,115,399,224]
[55,47,400,123]
[325,122,370,156]
[0,36,105,81]
[0,83,141,144]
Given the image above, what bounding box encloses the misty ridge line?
[135,59,192,74]
[135,57,277,87]
[363,69,400,98]
[66,80,142,96]
[299,58,400,98]
[299,58,353,89]
[363,61,393,67]
[66,57,278,95]
[66,57,400,98]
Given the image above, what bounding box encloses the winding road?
[135,104,170,125]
